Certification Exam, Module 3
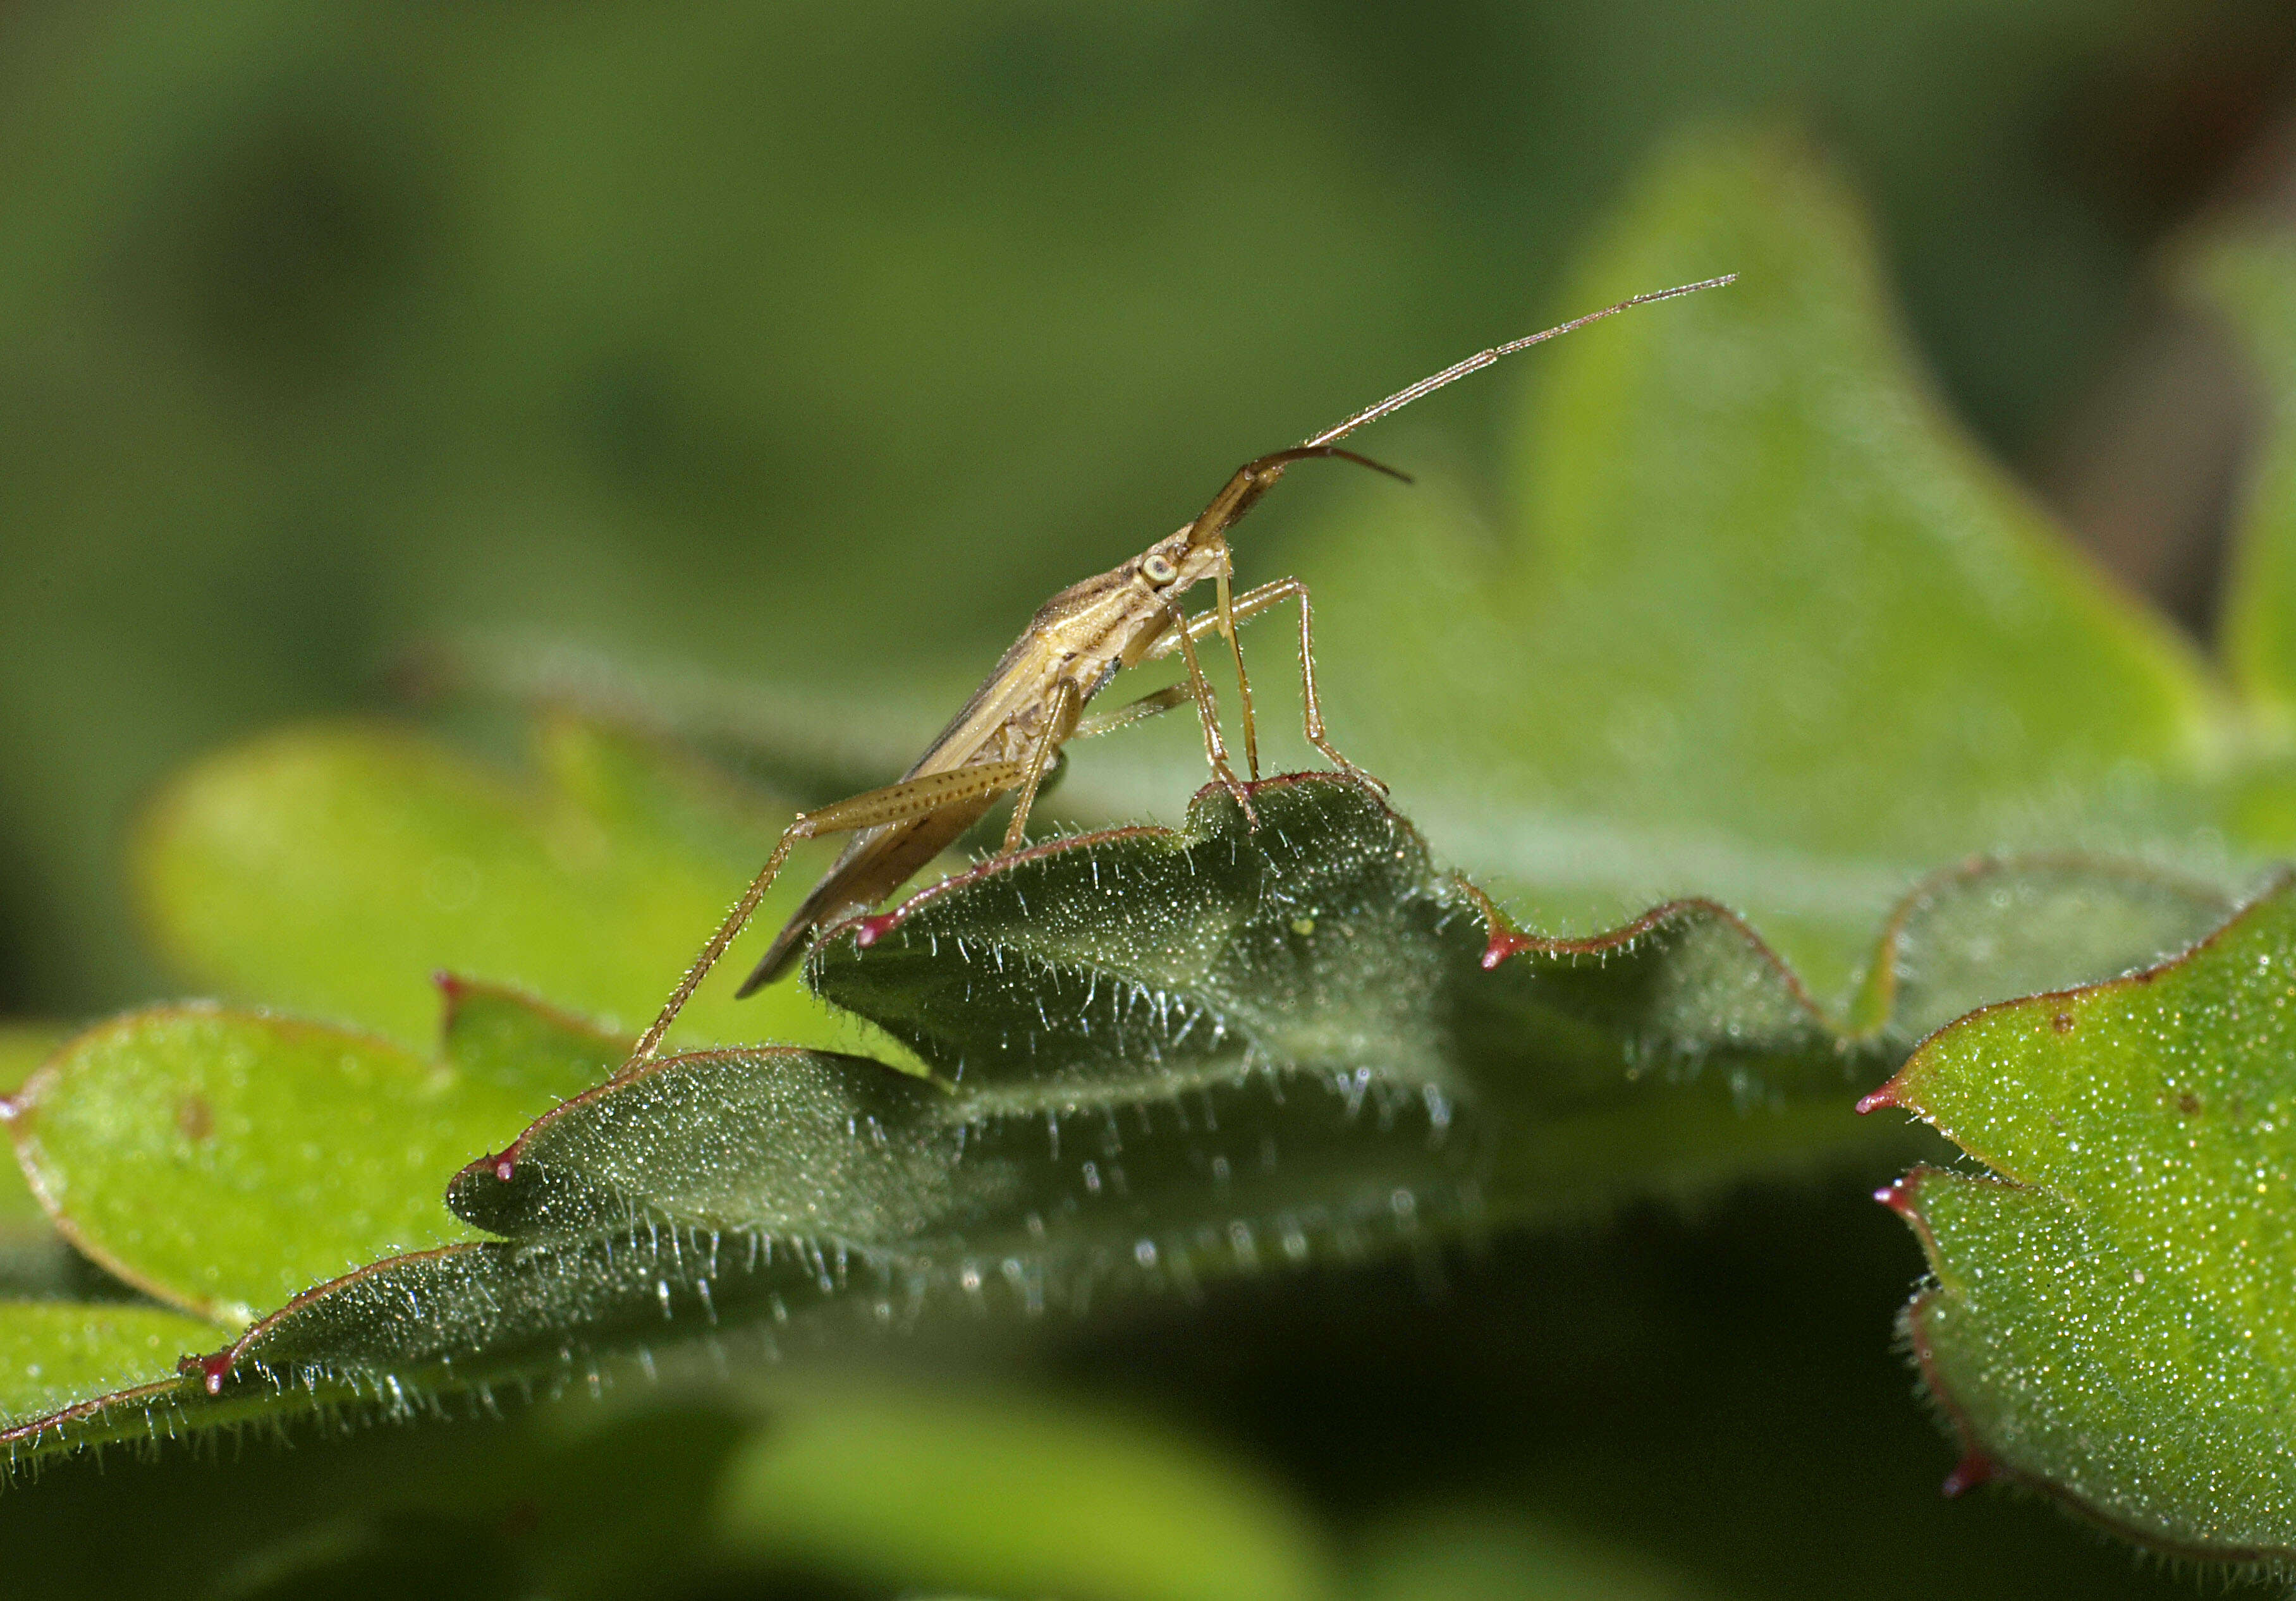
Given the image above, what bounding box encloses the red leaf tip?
[1940,1447,1998,1497]
[181,1351,234,1396]
[458,1149,516,1185]
[854,913,901,950]
[1481,928,1533,971]
[1872,1174,1921,1221]
[1855,1079,1903,1115]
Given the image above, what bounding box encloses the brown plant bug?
[625,274,1735,1064]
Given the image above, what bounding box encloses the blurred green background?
[5,2,2295,1595]
[6,0,2294,1021]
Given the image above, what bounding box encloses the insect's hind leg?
[626,758,1031,1066]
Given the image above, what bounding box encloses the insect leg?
[1071,683,1191,741]
[1211,542,1260,781]
[626,758,1032,1064]
[1000,678,1078,855]
[1267,575,1384,791]
[1147,576,1384,789]
[1166,597,1258,827]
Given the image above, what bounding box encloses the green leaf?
[1848,211,2296,1562]
[811,775,1905,1218]
[15,770,2259,1463]
[1850,857,2242,1045]
[0,1026,59,1093]
[27,138,2290,1581]
[123,135,2259,1140]
[2199,227,2296,729]
[345,135,2262,1053]
[1,776,1935,1459]
[5,990,620,1324]
[436,976,623,1095]
[0,1026,64,1248]
[0,1302,219,1446]
[133,715,917,1067]
[449,1044,955,1244]
[1867,877,2296,1559]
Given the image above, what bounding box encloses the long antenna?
[1301,274,1736,451]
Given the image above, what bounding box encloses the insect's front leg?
[1166,599,1259,828]
[1149,576,1384,792]
[1212,545,1259,781]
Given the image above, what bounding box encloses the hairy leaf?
[814,775,1898,1217]
[1841,214,2296,1559]
[1867,878,2296,1560]
[14,760,2270,1461]
[0,1303,223,1454]
[3,776,1941,1457]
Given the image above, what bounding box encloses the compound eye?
[1141,554,1180,586]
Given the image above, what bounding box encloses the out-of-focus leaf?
[133,715,916,1066]
[1848,857,2241,1045]
[712,1385,1332,1601]
[2200,228,2296,731]
[1867,878,2296,1559]
[4,990,619,1325]
[0,1026,64,1246]
[0,1027,59,1093]
[204,1511,520,1601]
[0,1302,218,1450]
[407,635,950,815]
[437,976,622,1094]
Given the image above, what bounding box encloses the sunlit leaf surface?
[1870,880,2296,1559]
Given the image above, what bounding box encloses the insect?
[625,274,1734,1064]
